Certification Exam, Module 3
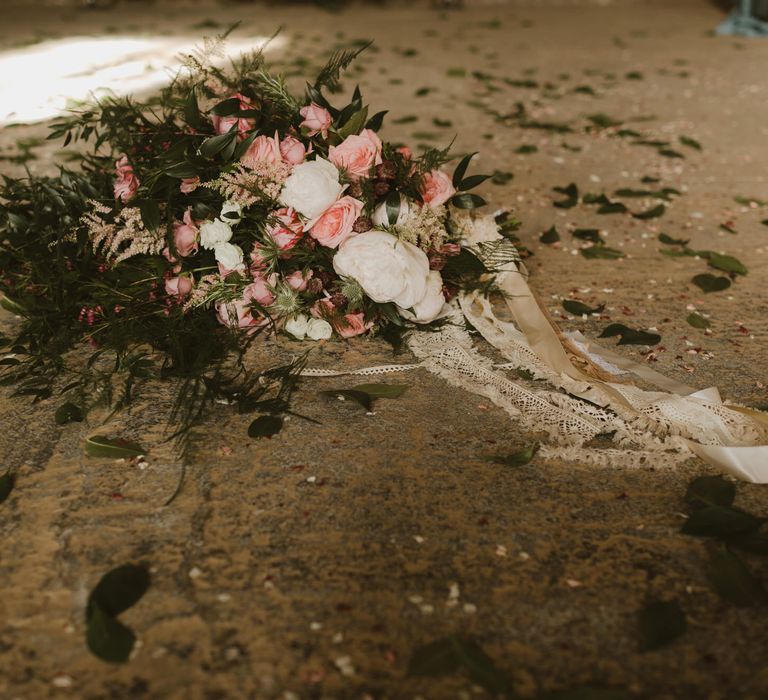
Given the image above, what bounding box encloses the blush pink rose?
[210,93,255,140]
[397,146,412,161]
[165,276,193,298]
[180,176,200,194]
[173,208,199,257]
[328,129,383,179]
[162,246,178,264]
[280,136,307,165]
[309,196,364,249]
[420,169,456,209]
[267,207,304,251]
[215,298,269,331]
[299,102,332,138]
[114,155,140,203]
[250,245,268,275]
[285,269,313,292]
[246,274,276,307]
[335,311,372,339]
[241,132,281,167]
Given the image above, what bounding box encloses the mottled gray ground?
[2,2,768,699]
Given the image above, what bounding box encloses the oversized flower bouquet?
[0,34,502,420]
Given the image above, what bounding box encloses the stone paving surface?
[2,2,768,699]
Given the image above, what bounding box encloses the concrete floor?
[2,1,768,698]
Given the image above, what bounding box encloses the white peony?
[397,270,447,323]
[199,219,233,249]
[306,318,333,340]
[279,158,344,222]
[220,201,243,225]
[285,314,310,340]
[371,195,416,227]
[214,242,244,270]
[333,230,429,310]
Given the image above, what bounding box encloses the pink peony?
[285,269,313,292]
[165,275,193,298]
[113,155,140,203]
[420,169,456,209]
[299,102,332,138]
[267,207,304,251]
[210,93,255,139]
[335,311,372,339]
[309,196,363,249]
[241,132,281,167]
[328,129,383,179]
[280,136,307,165]
[180,176,200,194]
[173,208,199,257]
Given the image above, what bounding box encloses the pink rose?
[162,246,178,264]
[241,132,281,167]
[250,245,268,275]
[397,146,412,161]
[180,177,200,194]
[215,298,268,331]
[210,93,255,140]
[165,276,193,298]
[299,102,332,138]
[285,269,313,292]
[280,136,307,165]
[246,273,276,307]
[113,155,140,203]
[335,311,372,339]
[173,208,199,257]
[267,207,304,251]
[328,129,383,179]
[309,196,363,249]
[420,169,456,209]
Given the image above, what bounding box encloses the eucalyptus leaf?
[247,415,283,438]
[684,475,735,509]
[0,470,15,505]
[86,603,136,663]
[693,274,731,293]
[597,201,628,215]
[686,312,709,330]
[706,544,768,607]
[599,323,660,346]
[632,203,666,220]
[637,600,686,651]
[581,246,625,260]
[679,135,702,151]
[563,300,605,316]
[707,252,747,276]
[321,389,373,412]
[88,564,151,617]
[84,436,146,459]
[658,233,689,246]
[55,402,83,425]
[348,383,408,398]
[681,505,762,537]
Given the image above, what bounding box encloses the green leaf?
[580,246,625,260]
[407,637,509,695]
[365,110,388,131]
[321,389,373,412]
[163,162,200,179]
[198,125,238,159]
[491,170,514,185]
[587,113,622,129]
[679,135,702,151]
[452,152,477,188]
[183,88,202,129]
[88,564,150,618]
[348,383,408,399]
[693,274,731,293]
[247,415,283,439]
[632,203,666,220]
[599,323,660,346]
[658,232,689,246]
[55,402,83,425]
[707,252,747,276]
[706,545,768,607]
[553,182,578,208]
[86,603,136,663]
[515,144,538,154]
[685,475,735,509]
[392,114,418,124]
[84,436,146,459]
[337,105,369,138]
[597,201,628,215]
[0,296,25,314]
[686,313,710,330]
[210,96,242,116]
[659,148,685,159]
[637,600,686,651]
[138,200,161,233]
[0,470,15,505]
[572,228,602,243]
[384,190,401,225]
[540,226,560,244]
[563,300,604,316]
[459,174,491,191]
[538,688,630,700]
[489,444,539,467]
[681,505,762,537]
[451,193,486,210]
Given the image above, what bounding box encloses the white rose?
[199,219,233,249]
[371,195,416,227]
[333,230,429,309]
[220,201,243,225]
[306,318,333,340]
[398,270,447,323]
[285,314,309,340]
[280,158,344,222]
[214,242,244,270]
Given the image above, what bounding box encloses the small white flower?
[306,318,333,340]
[285,314,310,339]
[199,219,233,249]
[220,201,243,225]
[280,158,344,222]
[213,242,244,270]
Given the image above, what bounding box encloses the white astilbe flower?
[395,204,448,251]
[80,201,165,264]
[205,161,291,208]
